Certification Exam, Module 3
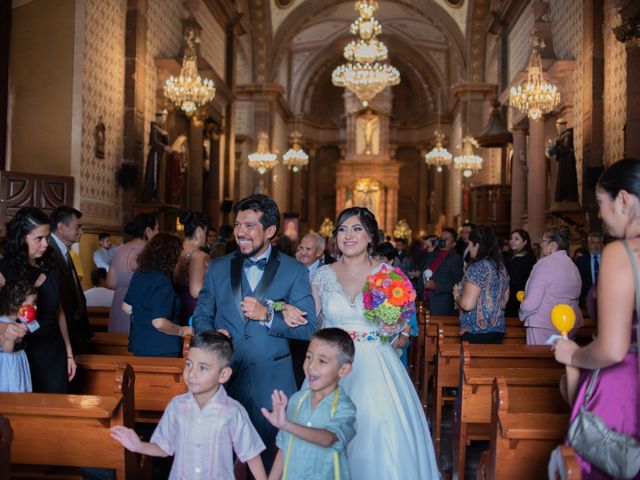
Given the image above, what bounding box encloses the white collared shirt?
[51,233,70,262]
[244,245,271,291]
[307,259,321,279]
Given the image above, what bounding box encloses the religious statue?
[142,112,170,203]
[94,117,106,159]
[547,118,579,203]
[355,109,380,155]
[167,134,189,205]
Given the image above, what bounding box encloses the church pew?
[76,354,187,423]
[548,445,582,480]
[479,377,570,480]
[84,332,192,358]
[452,359,566,479]
[0,414,11,480]
[87,306,110,332]
[0,392,147,479]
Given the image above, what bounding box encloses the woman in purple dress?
[174,211,209,325]
[106,213,158,333]
[554,158,640,479]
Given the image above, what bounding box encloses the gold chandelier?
[282,131,309,173]
[453,135,483,178]
[332,1,400,107]
[425,131,452,173]
[248,132,278,175]
[393,219,412,241]
[509,37,560,120]
[164,23,215,116]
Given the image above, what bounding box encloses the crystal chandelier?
[248,132,278,175]
[393,219,412,241]
[509,37,560,120]
[319,218,335,238]
[332,1,400,107]
[282,131,309,173]
[453,135,483,178]
[425,131,453,173]
[164,23,216,116]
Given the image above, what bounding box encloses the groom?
[192,194,316,468]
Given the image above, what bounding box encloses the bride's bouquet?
[362,265,416,338]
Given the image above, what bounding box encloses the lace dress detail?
[311,264,440,479]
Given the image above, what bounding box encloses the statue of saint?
[547,118,579,203]
[94,117,106,159]
[355,110,380,155]
[167,134,189,205]
[142,112,170,203]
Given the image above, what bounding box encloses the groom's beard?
[239,239,269,259]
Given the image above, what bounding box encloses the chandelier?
[453,135,483,178]
[393,219,412,241]
[282,131,309,173]
[509,36,560,120]
[425,131,453,173]
[332,1,400,107]
[319,218,335,238]
[248,132,278,175]
[164,23,216,116]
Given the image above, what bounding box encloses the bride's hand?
[282,304,308,328]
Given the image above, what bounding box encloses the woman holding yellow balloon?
[519,226,583,345]
[553,158,640,479]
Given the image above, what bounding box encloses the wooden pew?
[0,414,11,480]
[548,445,582,480]
[452,343,566,479]
[88,306,110,332]
[0,392,145,479]
[85,333,192,358]
[76,354,187,423]
[478,376,570,480]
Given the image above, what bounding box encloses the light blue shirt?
[51,233,70,261]
[243,245,272,291]
[276,386,357,479]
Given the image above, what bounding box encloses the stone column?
[385,188,398,234]
[511,128,527,230]
[613,5,640,157]
[188,121,204,211]
[527,119,547,243]
[336,187,347,219]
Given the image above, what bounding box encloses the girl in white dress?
[310,207,440,479]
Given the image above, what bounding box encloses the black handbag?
[566,239,640,479]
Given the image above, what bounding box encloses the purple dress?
[175,249,198,326]
[108,244,142,333]
[567,317,640,479]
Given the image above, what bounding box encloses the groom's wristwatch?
[263,300,275,325]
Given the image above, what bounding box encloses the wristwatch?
[263,300,275,325]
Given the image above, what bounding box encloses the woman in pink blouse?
[519,226,583,344]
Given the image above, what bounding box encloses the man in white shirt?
[93,232,114,270]
[84,268,115,307]
[295,233,326,278]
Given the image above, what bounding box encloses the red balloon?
[18,304,36,322]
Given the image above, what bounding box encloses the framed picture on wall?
[282,213,300,241]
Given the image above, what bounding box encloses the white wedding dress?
[312,265,440,480]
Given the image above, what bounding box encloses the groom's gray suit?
[192,247,316,465]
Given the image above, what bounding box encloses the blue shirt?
[125,270,182,357]
[459,259,509,334]
[276,386,357,479]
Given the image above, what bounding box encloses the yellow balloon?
[516,290,525,302]
[550,304,576,336]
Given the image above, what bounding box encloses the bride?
[311,207,439,479]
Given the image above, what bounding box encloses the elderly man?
[295,232,326,277]
[289,232,326,388]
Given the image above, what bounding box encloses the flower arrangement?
[362,265,416,336]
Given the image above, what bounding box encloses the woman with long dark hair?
[124,233,192,357]
[553,158,640,478]
[174,211,209,325]
[454,225,510,344]
[309,207,439,479]
[0,207,76,392]
[504,228,537,317]
[106,213,158,333]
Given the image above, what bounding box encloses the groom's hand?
[241,297,267,321]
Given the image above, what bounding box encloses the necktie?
[243,258,267,270]
[593,254,599,283]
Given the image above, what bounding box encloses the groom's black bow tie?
[243,258,267,270]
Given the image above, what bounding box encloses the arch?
[269,0,467,84]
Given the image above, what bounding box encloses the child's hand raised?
[111,426,144,453]
[260,389,289,429]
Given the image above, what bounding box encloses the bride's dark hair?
[332,207,379,254]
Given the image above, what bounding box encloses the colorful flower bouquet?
[362,265,416,338]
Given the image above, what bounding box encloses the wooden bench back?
[87,306,110,332]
